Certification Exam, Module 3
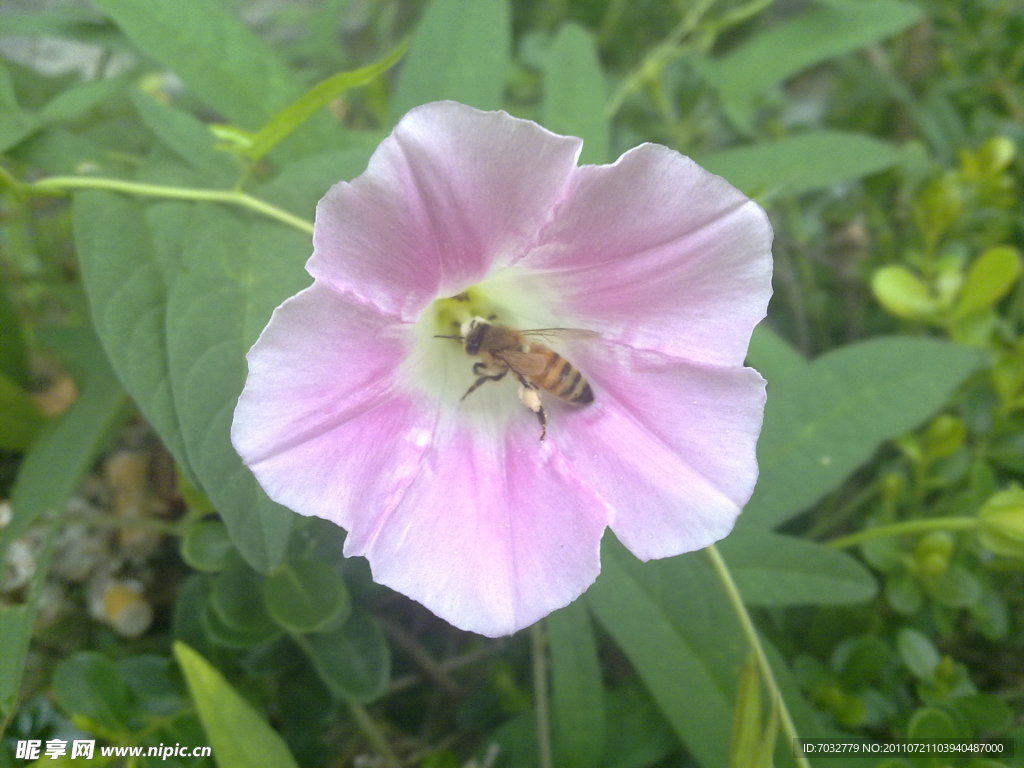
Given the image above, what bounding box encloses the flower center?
[403,268,562,431]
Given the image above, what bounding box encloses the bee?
[436,317,596,441]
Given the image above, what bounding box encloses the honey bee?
[437,317,597,441]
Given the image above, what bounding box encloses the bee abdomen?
[537,354,593,404]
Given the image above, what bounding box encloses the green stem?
[347,701,401,768]
[13,174,314,236]
[825,516,978,550]
[290,633,401,766]
[705,544,812,768]
[531,622,554,768]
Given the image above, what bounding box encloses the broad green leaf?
[91,0,301,126]
[0,605,34,723]
[0,287,29,385]
[75,192,305,572]
[73,193,193,477]
[263,557,350,633]
[548,602,605,768]
[542,23,609,164]
[700,131,904,198]
[700,0,922,132]
[131,92,239,180]
[174,642,301,768]
[0,63,36,152]
[52,652,133,731]
[745,337,985,529]
[955,246,1022,317]
[717,530,876,606]
[746,326,807,385]
[0,373,46,451]
[303,611,390,702]
[38,74,130,124]
[390,0,510,123]
[164,207,307,571]
[588,542,743,767]
[243,42,408,161]
[254,146,379,218]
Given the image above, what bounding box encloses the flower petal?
[231,283,431,525]
[309,102,583,321]
[349,415,610,637]
[520,143,772,366]
[556,341,766,560]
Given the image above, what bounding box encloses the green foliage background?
[1,0,1022,766]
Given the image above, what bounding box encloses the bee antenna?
[434,334,463,340]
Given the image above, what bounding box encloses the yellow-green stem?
[705,544,812,768]
[825,516,978,550]
[14,174,314,236]
[531,622,555,768]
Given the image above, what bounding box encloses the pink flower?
[231,101,772,637]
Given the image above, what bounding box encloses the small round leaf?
[263,557,350,633]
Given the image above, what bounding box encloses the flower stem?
[705,544,812,768]
[531,622,554,768]
[825,516,978,550]
[10,173,315,236]
[347,701,401,767]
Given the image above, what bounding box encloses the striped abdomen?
[530,346,594,404]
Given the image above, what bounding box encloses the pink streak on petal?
[555,341,766,561]
[522,143,773,366]
[309,102,583,321]
[231,283,432,524]
[349,416,610,637]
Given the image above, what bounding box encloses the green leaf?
[745,337,985,529]
[37,74,130,124]
[303,611,390,702]
[0,605,34,722]
[700,131,904,198]
[0,331,127,725]
[896,628,940,681]
[174,641,301,768]
[717,530,876,606]
[542,23,609,164]
[0,373,46,451]
[244,42,408,161]
[390,0,510,123]
[210,564,279,636]
[131,92,239,181]
[548,602,605,768]
[263,557,351,633]
[0,287,30,385]
[91,0,301,126]
[74,192,306,572]
[0,63,36,152]
[587,542,742,767]
[872,265,940,319]
[181,520,237,572]
[907,706,962,740]
[955,246,1022,318]
[700,0,923,132]
[52,652,133,731]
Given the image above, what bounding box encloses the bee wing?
[495,349,551,377]
[519,328,601,343]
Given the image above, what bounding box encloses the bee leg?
[516,376,547,441]
[460,366,507,401]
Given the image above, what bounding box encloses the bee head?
[462,317,491,355]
